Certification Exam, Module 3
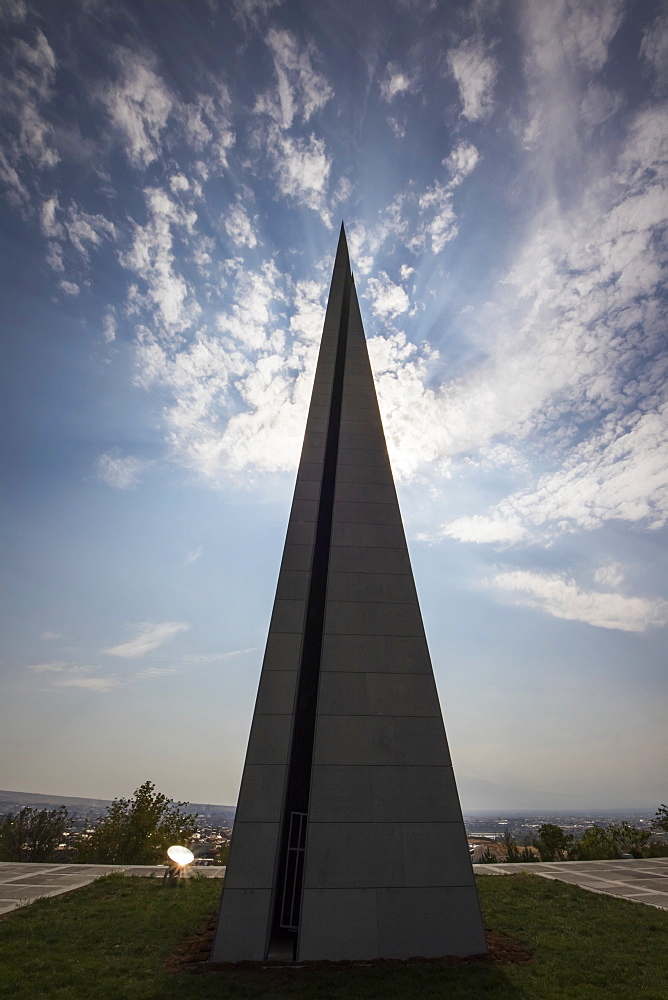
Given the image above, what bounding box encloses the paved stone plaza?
[474,857,668,909]
[1,858,666,921]
[0,862,225,916]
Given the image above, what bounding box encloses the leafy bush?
[76,781,197,864]
[533,824,574,862]
[0,806,71,862]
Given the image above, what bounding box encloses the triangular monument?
[212,225,487,962]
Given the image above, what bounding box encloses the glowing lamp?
[167,845,194,867]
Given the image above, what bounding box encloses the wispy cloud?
[640,6,668,95]
[365,271,410,319]
[490,570,668,633]
[136,666,178,678]
[224,196,258,248]
[97,452,146,490]
[26,661,67,672]
[182,648,258,665]
[52,675,119,692]
[185,546,202,566]
[232,0,282,29]
[104,622,190,658]
[40,631,64,640]
[379,63,418,102]
[119,185,199,336]
[593,563,625,589]
[447,34,497,121]
[100,47,173,169]
[441,394,668,545]
[0,1,28,23]
[255,28,332,129]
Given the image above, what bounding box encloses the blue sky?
[1,0,666,810]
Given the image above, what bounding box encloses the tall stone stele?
[212,225,486,963]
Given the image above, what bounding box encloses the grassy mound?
[0,873,665,999]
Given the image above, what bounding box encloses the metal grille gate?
[279,811,307,931]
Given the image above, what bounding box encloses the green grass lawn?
[0,873,666,1000]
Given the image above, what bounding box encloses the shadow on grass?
[156,960,529,1000]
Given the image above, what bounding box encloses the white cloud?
[0,28,58,202]
[256,28,332,128]
[232,0,281,27]
[267,131,332,225]
[0,148,29,205]
[442,403,668,544]
[556,1,625,73]
[102,310,116,343]
[58,280,80,296]
[443,140,479,184]
[40,195,62,238]
[365,271,410,319]
[217,258,285,352]
[447,35,498,121]
[594,563,624,589]
[169,174,190,193]
[377,99,668,524]
[40,631,64,640]
[640,6,668,95]
[348,194,408,275]
[10,29,59,165]
[136,666,178,678]
[490,570,668,633]
[65,203,116,258]
[52,676,119,692]
[134,256,323,482]
[97,452,145,489]
[0,0,27,21]
[100,48,172,168]
[519,0,625,168]
[387,115,406,139]
[579,82,623,130]
[183,648,258,664]
[26,662,67,672]
[185,546,202,565]
[104,621,190,658]
[180,89,235,169]
[119,186,199,336]
[379,63,417,102]
[413,181,458,253]
[45,241,64,271]
[289,278,326,342]
[224,197,257,248]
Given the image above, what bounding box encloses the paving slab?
[0,862,225,915]
[473,858,668,910]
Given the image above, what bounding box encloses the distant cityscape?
[1,789,662,864]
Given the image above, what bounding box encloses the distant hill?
[0,789,236,823]
[456,777,660,813]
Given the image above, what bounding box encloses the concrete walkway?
[474,857,668,910]
[0,862,225,916]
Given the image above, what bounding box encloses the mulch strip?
[166,916,533,974]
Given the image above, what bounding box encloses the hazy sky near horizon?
[1,0,666,811]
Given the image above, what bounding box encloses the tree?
[77,781,198,864]
[0,806,70,862]
[533,823,573,862]
[573,826,615,861]
[501,830,536,863]
[607,821,651,858]
[652,804,668,834]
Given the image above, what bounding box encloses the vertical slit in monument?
[269,260,352,957]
